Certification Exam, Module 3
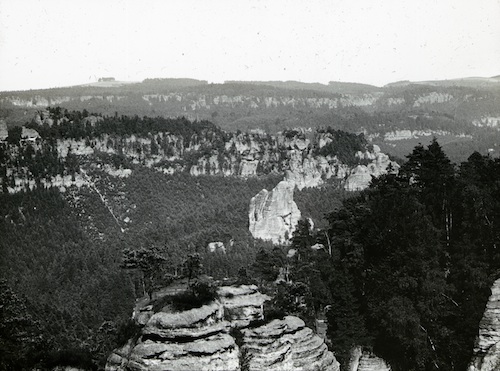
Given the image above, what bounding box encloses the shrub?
[170,280,219,311]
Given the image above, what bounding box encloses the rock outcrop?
[347,346,391,371]
[248,180,301,244]
[468,278,500,371]
[248,143,397,244]
[242,315,339,371]
[106,284,339,371]
[344,146,396,191]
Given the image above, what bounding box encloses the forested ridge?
[2,78,499,163]
[0,107,371,189]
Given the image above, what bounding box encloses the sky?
[0,0,499,91]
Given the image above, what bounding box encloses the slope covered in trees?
[253,140,500,370]
[0,171,288,369]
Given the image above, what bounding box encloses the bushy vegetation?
[315,128,368,166]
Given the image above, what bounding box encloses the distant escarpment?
[0,108,397,195]
[106,284,339,371]
[2,78,499,165]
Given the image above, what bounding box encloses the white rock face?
[344,165,373,191]
[344,149,397,191]
[242,315,340,371]
[21,127,40,141]
[413,92,453,107]
[248,180,301,244]
[285,150,329,190]
[468,278,500,371]
[248,143,397,243]
[472,117,500,129]
[106,285,338,371]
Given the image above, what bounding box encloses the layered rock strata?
[468,278,500,371]
[241,315,339,371]
[218,285,270,328]
[107,302,240,371]
[106,285,339,371]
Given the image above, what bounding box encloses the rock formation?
[468,278,500,371]
[344,146,396,191]
[347,346,391,371]
[248,180,301,244]
[207,241,226,254]
[241,316,339,371]
[248,143,397,243]
[106,284,339,371]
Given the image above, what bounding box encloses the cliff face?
[248,180,301,244]
[468,278,500,371]
[247,142,397,243]
[344,146,396,191]
[106,285,339,371]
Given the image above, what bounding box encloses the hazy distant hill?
[1,76,499,161]
[225,80,380,94]
[385,76,500,89]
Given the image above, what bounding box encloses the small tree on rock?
[121,247,167,299]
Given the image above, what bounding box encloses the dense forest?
[1,108,499,370]
[253,140,500,370]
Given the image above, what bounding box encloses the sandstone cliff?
[241,315,338,371]
[106,284,339,371]
[344,146,396,191]
[247,142,397,243]
[248,180,301,244]
[468,278,500,371]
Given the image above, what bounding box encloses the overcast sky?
[0,0,499,91]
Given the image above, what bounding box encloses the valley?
[0,78,499,371]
